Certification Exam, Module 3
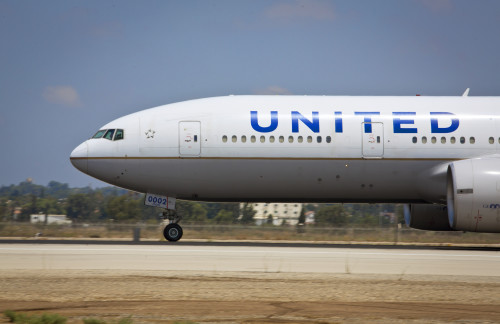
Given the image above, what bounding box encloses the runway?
[1,243,500,323]
[1,243,500,276]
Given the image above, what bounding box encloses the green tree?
[304,203,317,212]
[297,206,306,225]
[212,209,234,224]
[38,197,64,215]
[19,194,37,222]
[315,204,347,226]
[176,201,209,223]
[239,203,256,224]
[190,203,208,223]
[66,194,92,222]
[46,181,70,198]
[204,202,239,220]
[395,204,405,225]
[0,198,8,221]
[106,195,141,222]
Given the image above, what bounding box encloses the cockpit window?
[103,129,115,140]
[92,130,106,139]
[114,129,124,141]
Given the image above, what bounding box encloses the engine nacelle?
[404,204,454,231]
[447,157,500,232]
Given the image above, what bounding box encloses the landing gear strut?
[162,209,183,242]
[144,194,182,242]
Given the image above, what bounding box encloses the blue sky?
[1,0,500,188]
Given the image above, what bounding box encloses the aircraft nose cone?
[70,141,88,173]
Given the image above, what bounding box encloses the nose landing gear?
[144,194,183,242]
[162,209,183,242]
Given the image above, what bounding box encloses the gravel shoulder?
[1,270,499,323]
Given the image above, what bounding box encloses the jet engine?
[404,204,453,231]
[447,157,500,232]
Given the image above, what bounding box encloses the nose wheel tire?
[163,223,183,242]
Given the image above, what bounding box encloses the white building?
[30,214,72,225]
[250,203,303,225]
[304,211,315,225]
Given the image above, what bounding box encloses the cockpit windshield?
[92,130,106,138]
[114,129,124,140]
[103,129,115,140]
[91,129,124,141]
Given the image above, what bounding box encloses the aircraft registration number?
[144,193,176,210]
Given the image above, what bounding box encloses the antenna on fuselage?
[462,88,470,97]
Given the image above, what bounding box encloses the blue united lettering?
[430,112,460,133]
[291,111,319,133]
[250,111,278,133]
[250,111,460,134]
[393,112,417,133]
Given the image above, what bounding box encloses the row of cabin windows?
[223,135,498,145]
[412,136,499,144]
[222,135,332,144]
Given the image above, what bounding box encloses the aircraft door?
[362,122,384,158]
[179,121,201,156]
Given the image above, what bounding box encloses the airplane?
[70,90,500,241]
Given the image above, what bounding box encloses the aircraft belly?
[121,159,444,203]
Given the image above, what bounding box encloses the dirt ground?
[0,270,499,324]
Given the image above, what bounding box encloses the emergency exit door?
[362,122,384,158]
[179,121,201,156]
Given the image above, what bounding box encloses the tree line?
[0,180,403,226]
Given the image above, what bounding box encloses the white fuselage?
[70,95,500,204]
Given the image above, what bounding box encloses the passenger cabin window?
[103,129,115,140]
[114,129,124,141]
[92,130,106,139]
[269,136,275,143]
[222,135,228,143]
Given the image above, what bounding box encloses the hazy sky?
[1,0,500,188]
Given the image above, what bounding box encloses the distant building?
[250,203,303,226]
[30,214,72,225]
[304,211,315,225]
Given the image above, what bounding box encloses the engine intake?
[447,157,500,232]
